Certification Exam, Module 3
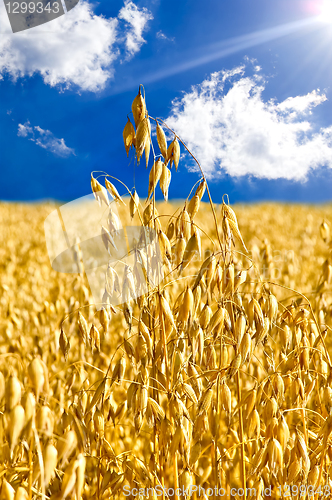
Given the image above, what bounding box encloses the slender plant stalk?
[174,452,179,500]
[236,370,247,500]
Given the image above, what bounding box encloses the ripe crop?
[1,87,332,499]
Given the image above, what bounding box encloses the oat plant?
[1,85,332,500]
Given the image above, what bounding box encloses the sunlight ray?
[108,16,322,95]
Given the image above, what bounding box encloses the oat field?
[1,88,332,500]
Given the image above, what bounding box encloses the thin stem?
[149,116,224,255]
[174,452,179,500]
[236,370,247,500]
[28,433,34,500]
[316,441,326,500]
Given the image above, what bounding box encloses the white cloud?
[156,30,174,42]
[18,121,75,157]
[118,1,153,56]
[18,123,33,137]
[166,67,332,180]
[0,0,153,92]
[276,91,326,114]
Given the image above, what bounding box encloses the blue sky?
[1,0,332,203]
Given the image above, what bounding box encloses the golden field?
[1,86,332,500]
[1,198,332,499]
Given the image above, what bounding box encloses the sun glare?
[319,0,332,22]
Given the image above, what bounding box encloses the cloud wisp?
[0,0,153,92]
[18,122,75,157]
[166,67,332,181]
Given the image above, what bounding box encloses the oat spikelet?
[148,397,165,421]
[6,376,21,411]
[156,121,167,159]
[123,301,133,330]
[86,378,106,414]
[132,87,146,127]
[206,254,216,289]
[222,201,248,252]
[167,137,180,170]
[123,117,136,156]
[28,358,45,401]
[158,230,172,261]
[183,382,198,404]
[0,371,5,402]
[187,195,200,221]
[220,379,232,424]
[235,314,246,347]
[106,265,120,296]
[57,429,78,466]
[75,454,86,500]
[179,468,193,496]
[143,202,154,226]
[43,443,58,487]
[138,319,152,350]
[177,287,194,326]
[111,356,126,385]
[59,458,77,500]
[179,208,191,241]
[195,179,206,200]
[89,325,100,353]
[176,236,187,267]
[59,328,70,360]
[180,229,200,272]
[267,438,283,471]
[239,331,251,364]
[160,163,171,201]
[108,208,122,234]
[189,441,201,466]
[199,301,212,330]
[8,404,25,455]
[105,179,126,205]
[160,294,177,331]
[248,408,260,438]
[100,307,109,332]
[193,253,215,290]
[287,457,302,483]
[136,117,150,164]
[147,159,163,200]
[1,479,15,500]
[228,353,242,378]
[268,292,278,322]
[223,262,234,296]
[91,175,109,206]
[101,225,118,253]
[78,312,89,346]
[129,189,140,219]
[197,385,214,415]
[144,134,151,168]
[320,219,330,242]
[15,488,28,500]
[207,306,225,335]
[277,414,289,451]
[296,432,310,476]
[234,269,247,292]
[137,385,148,413]
[307,465,320,488]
